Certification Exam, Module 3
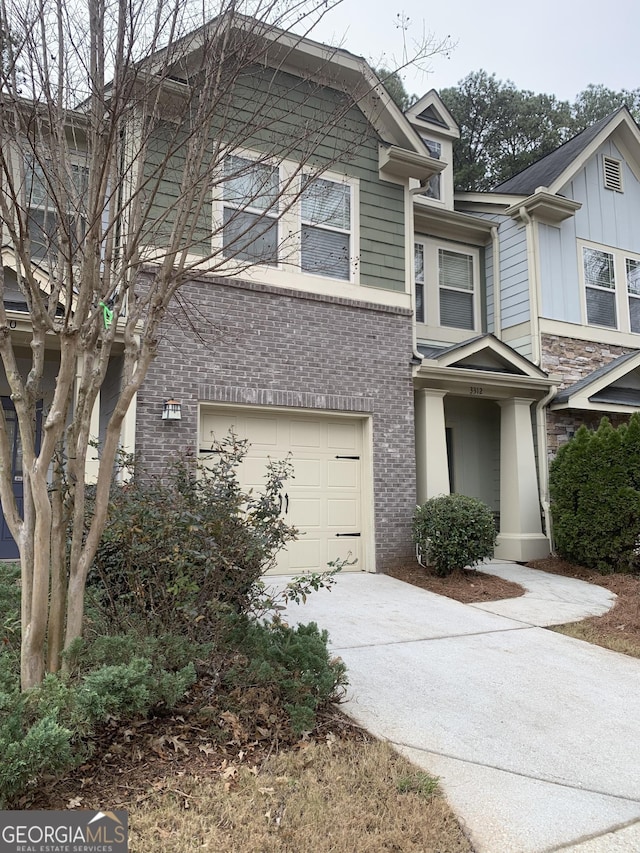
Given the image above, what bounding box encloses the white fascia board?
[413,363,553,395]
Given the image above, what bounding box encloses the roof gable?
[405,90,459,140]
[494,107,640,196]
[551,351,640,412]
[419,334,547,379]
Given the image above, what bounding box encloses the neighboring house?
[4,21,640,570]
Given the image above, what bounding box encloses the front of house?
[4,22,640,570]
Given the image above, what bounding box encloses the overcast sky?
[311,0,640,102]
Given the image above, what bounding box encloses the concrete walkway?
[271,564,640,853]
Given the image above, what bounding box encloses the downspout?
[491,225,501,339]
[536,382,558,553]
[519,206,541,365]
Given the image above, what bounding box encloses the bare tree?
[0,0,445,690]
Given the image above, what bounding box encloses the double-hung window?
[583,246,617,328]
[25,157,88,262]
[421,138,441,201]
[301,176,351,280]
[222,155,279,265]
[627,259,640,333]
[414,243,425,322]
[439,248,474,330]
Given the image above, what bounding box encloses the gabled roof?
[405,90,460,140]
[417,334,548,379]
[493,107,632,195]
[551,350,640,412]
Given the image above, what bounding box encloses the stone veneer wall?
[136,274,417,571]
[541,334,639,455]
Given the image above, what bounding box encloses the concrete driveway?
[271,565,640,853]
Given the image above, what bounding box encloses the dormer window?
[421,138,441,200]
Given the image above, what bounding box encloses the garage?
[199,406,370,574]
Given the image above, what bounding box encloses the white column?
[415,389,450,504]
[495,397,549,561]
[75,355,101,485]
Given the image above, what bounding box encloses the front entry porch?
[414,336,553,562]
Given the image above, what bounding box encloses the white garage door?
[199,407,366,575]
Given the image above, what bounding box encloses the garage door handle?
[335,455,359,460]
[284,493,289,514]
[336,532,361,537]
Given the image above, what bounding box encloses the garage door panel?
[329,538,361,568]
[291,458,321,487]
[288,498,321,528]
[327,459,358,488]
[327,499,358,528]
[327,421,359,450]
[290,420,322,448]
[243,417,279,446]
[286,537,323,571]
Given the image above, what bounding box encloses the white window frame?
[414,236,481,340]
[419,136,442,201]
[579,240,640,334]
[299,170,355,283]
[219,151,281,268]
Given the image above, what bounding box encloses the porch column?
[118,391,137,482]
[495,397,549,561]
[415,389,450,504]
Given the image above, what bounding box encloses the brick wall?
[136,274,417,570]
[541,334,639,454]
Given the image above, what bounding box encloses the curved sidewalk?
[472,560,616,626]
[274,565,640,853]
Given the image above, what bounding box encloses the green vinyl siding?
[141,65,405,291]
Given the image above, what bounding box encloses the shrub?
[550,415,640,573]
[413,494,496,577]
[86,434,297,637]
[222,616,347,735]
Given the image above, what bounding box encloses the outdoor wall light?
[162,398,182,421]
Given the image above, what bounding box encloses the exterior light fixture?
[162,398,182,421]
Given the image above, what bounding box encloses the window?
[301,176,351,280]
[583,247,617,328]
[421,138,441,201]
[222,155,279,265]
[25,158,88,262]
[603,156,623,192]
[439,249,474,329]
[627,259,640,333]
[414,243,425,322]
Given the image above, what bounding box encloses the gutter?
[535,382,558,552]
[491,225,501,339]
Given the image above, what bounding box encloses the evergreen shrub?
[549,414,640,573]
[413,493,496,577]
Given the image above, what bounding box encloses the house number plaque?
[470,386,484,395]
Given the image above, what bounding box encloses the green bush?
[413,494,496,577]
[550,415,640,573]
[86,434,297,637]
[223,616,347,735]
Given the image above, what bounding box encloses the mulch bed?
[386,561,525,604]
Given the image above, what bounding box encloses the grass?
[528,557,640,658]
[127,739,471,853]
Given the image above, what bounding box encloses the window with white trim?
[301,175,351,280]
[439,248,475,329]
[627,258,640,333]
[421,138,441,201]
[414,237,480,333]
[414,242,425,322]
[222,155,279,265]
[583,246,617,328]
[25,157,88,261]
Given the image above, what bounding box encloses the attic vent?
[603,156,623,192]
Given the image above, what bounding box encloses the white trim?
[576,238,640,335]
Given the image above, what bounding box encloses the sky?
[310,0,640,103]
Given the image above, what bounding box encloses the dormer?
[405,90,459,210]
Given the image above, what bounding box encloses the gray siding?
[499,217,530,328]
[142,66,405,292]
[538,222,580,322]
